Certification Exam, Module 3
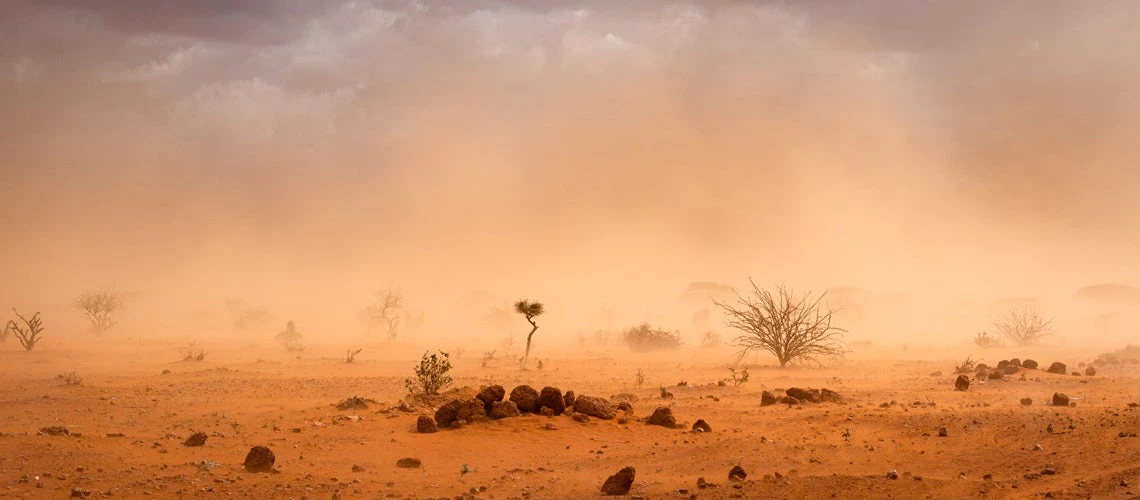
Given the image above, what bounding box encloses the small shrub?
[622,323,682,352]
[57,371,82,386]
[993,307,1053,346]
[974,331,1003,348]
[635,368,645,387]
[179,343,207,361]
[729,365,750,386]
[6,309,44,351]
[954,355,977,374]
[345,348,363,363]
[276,321,304,352]
[701,330,722,348]
[481,350,496,368]
[73,290,122,334]
[404,351,453,396]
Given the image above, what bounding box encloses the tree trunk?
[522,319,538,368]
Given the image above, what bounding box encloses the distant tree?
[276,320,304,352]
[993,306,1052,346]
[368,287,403,342]
[73,290,122,334]
[622,323,682,352]
[514,299,544,368]
[714,281,846,367]
[6,309,44,351]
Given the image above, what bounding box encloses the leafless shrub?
[515,299,544,368]
[714,281,846,367]
[974,331,1004,348]
[954,355,977,374]
[728,365,750,386]
[404,351,452,396]
[276,320,304,352]
[179,343,207,361]
[993,307,1053,346]
[57,371,83,386]
[481,350,496,368]
[701,330,722,348]
[368,287,403,342]
[73,290,122,334]
[345,348,362,363]
[635,368,645,387]
[622,323,682,352]
[6,309,44,351]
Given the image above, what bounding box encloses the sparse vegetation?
[729,365,750,386]
[622,323,682,352]
[345,348,363,363]
[404,350,453,396]
[974,331,1004,348]
[73,290,122,334]
[276,320,304,352]
[954,355,977,374]
[481,350,496,368]
[514,299,544,368]
[6,309,44,351]
[714,281,846,367]
[179,343,207,361]
[368,287,403,342]
[635,368,645,387]
[701,330,722,348]
[993,306,1053,346]
[57,371,82,386]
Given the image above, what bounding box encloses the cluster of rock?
[760,387,843,406]
[420,384,635,431]
[955,358,1095,391]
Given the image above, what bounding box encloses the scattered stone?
[997,360,1010,370]
[786,387,821,403]
[1085,366,1097,376]
[761,391,778,406]
[1020,398,1033,406]
[476,385,506,413]
[571,412,590,423]
[509,385,540,413]
[601,466,635,496]
[617,402,634,413]
[820,388,843,403]
[574,396,618,420]
[564,390,576,409]
[335,396,375,410]
[1004,365,1020,375]
[728,465,748,482]
[39,426,70,436]
[537,387,566,415]
[938,427,948,437]
[886,469,899,480]
[1033,444,1044,451]
[396,458,421,469]
[539,406,555,417]
[646,407,676,428]
[70,487,91,498]
[435,400,464,427]
[697,477,710,489]
[1009,358,1021,367]
[988,371,1004,380]
[1041,467,1056,475]
[490,400,521,419]
[243,446,276,473]
[955,375,970,391]
[416,415,438,433]
[456,398,487,422]
[1023,359,1039,369]
[1072,371,1081,376]
[1047,362,1067,375]
[1052,393,1070,406]
[692,419,712,433]
[183,432,208,447]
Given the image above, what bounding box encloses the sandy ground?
[1,339,1139,499]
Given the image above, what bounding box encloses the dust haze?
[3,0,1140,350]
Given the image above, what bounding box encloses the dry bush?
[515,299,544,368]
[6,309,44,352]
[57,371,82,386]
[276,320,304,352]
[714,281,846,367]
[974,331,1004,348]
[179,343,207,361]
[404,351,453,396]
[368,287,403,342]
[345,348,363,363]
[73,290,122,334]
[954,355,977,374]
[993,306,1053,346]
[635,368,645,387]
[701,330,722,348]
[728,365,750,386]
[622,323,682,352]
[480,350,496,368]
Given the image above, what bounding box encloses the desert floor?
[1,339,1138,499]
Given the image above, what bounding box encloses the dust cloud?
[2,1,1139,351]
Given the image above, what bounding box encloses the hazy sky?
[2,1,1139,337]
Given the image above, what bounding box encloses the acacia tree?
[515,299,544,368]
[993,306,1052,346]
[368,287,403,342]
[6,309,44,351]
[713,281,846,367]
[73,290,122,334]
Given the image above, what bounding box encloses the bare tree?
[345,348,363,363]
[714,281,846,367]
[276,320,304,352]
[6,309,44,351]
[993,306,1052,346]
[514,299,544,368]
[73,290,122,334]
[368,287,403,342]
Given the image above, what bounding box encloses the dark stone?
[954,375,970,391]
[489,400,520,419]
[396,457,421,468]
[435,399,464,427]
[476,385,505,413]
[781,396,800,405]
[938,426,948,437]
[509,385,540,413]
[646,407,676,427]
[455,398,486,423]
[1022,359,1039,369]
[728,465,748,482]
[997,360,1010,369]
[539,406,555,417]
[416,415,438,433]
[1085,366,1097,376]
[761,391,778,406]
[601,466,636,496]
[617,402,633,413]
[1009,358,1021,367]
[40,426,70,436]
[820,388,842,403]
[1020,398,1033,406]
[786,387,821,403]
[571,412,590,423]
[537,387,565,415]
[183,432,208,447]
[692,419,712,433]
[1004,365,1020,375]
[243,446,276,472]
[1052,392,1070,406]
[574,396,617,420]
[988,370,1004,380]
[1047,362,1067,375]
[563,390,576,409]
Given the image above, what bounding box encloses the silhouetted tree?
[515,299,544,368]
[73,290,122,334]
[6,309,44,351]
[368,287,403,342]
[993,306,1052,346]
[714,280,846,367]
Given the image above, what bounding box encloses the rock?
[886,469,899,480]
[997,360,1010,369]
[416,415,438,433]
[571,412,590,423]
[476,385,505,413]
[243,446,276,473]
[1009,358,1021,367]
[938,427,948,437]
[781,396,800,405]
[396,457,421,469]
[574,395,617,420]
[490,400,521,419]
[539,406,555,417]
[537,387,565,415]
[564,390,576,409]
[786,387,821,403]
[1020,398,1033,406]
[1072,371,1081,376]
[692,419,712,433]
[820,388,842,403]
[761,391,779,406]
[697,477,709,489]
[39,426,70,436]
[1047,362,1067,375]
[457,398,488,422]
[728,465,747,482]
[988,371,1004,380]
[1085,366,1097,376]
[70,487,91,498]
[509,385,540,413]
[617,402,634,413]
[1022,359,1039,369]
[646,407,676,427]
[183,432,208,447]
[601,466,635,496]
[1004,365,1020,375]
[1052,392,1070,406]
[954,375,970,391]
[435,399,464,427]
